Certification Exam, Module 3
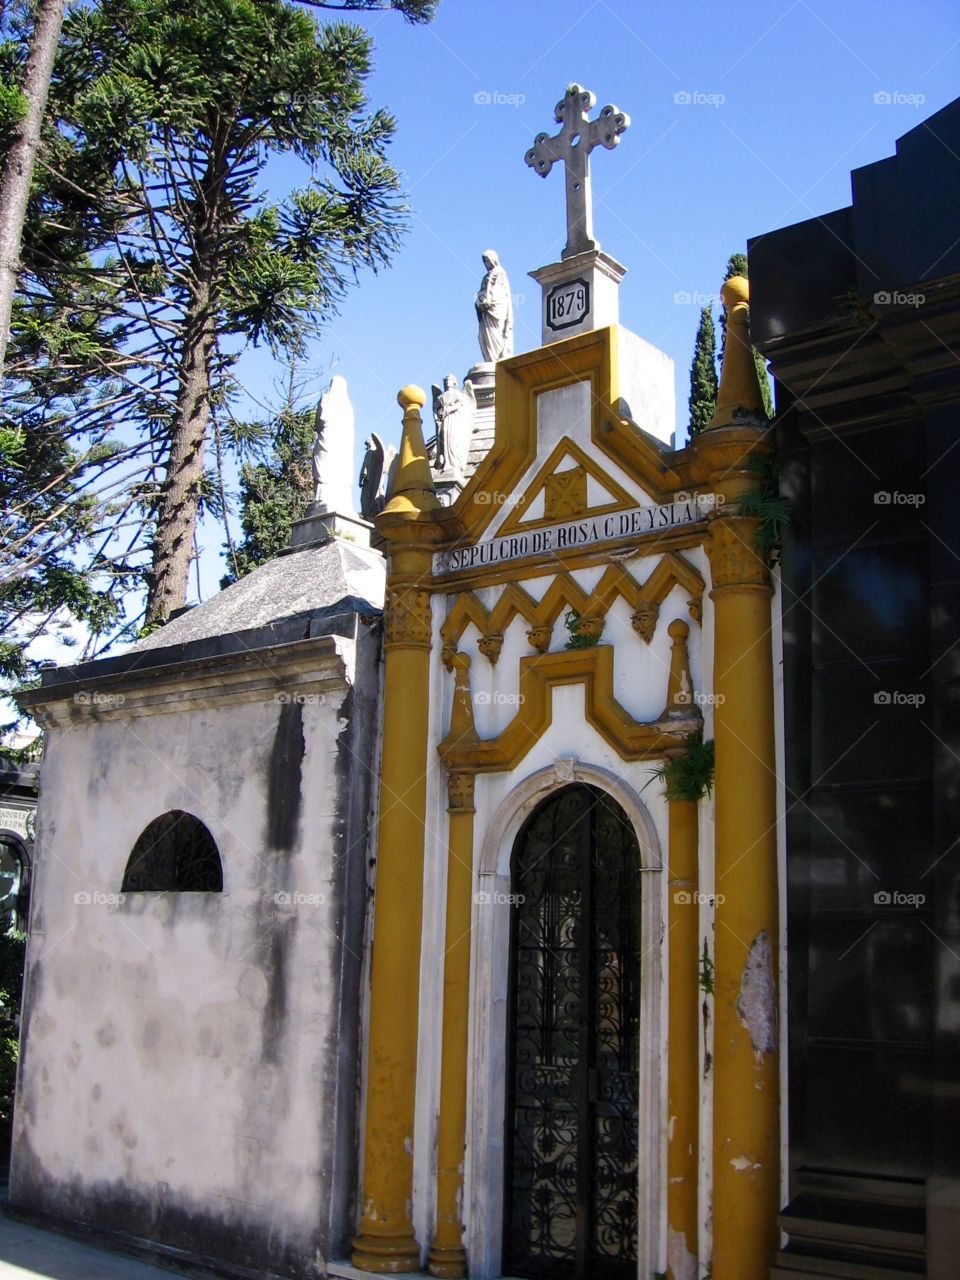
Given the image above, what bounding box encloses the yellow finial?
[705,275,769,430]
[381,384,440,516]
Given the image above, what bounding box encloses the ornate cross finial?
[525,83,630,260]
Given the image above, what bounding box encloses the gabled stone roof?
[134,537,385,653]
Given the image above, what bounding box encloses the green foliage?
[563,608,600,650]
[299,0,437,19]
[739,450,791,565]
[2,0,418,652]
[688,304,717,437]
[724,252,748,281]
[0,931,26,1126]
[223,406,315,584]
[646,735,715,803]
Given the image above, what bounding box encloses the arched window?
[121,811,222,892]
[0,834,30,932]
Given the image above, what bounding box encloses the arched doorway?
[502,783,642,1280]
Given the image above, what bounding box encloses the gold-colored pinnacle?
[705,275,769,430]
[381,385,440,516]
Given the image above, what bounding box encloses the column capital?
[384,582,433,650]
[446,770,476,813]
[706,514,772,597]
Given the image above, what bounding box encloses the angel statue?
[475,248,514,363]
[432,374,476,482]
[358,433,398,521]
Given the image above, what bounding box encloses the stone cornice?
[18,634,351,727]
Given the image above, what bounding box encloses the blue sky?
[201,0,959,593]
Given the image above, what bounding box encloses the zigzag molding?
[439,551,705,652]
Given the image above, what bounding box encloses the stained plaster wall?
[11,633,380,1279]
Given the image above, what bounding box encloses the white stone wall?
[11,636,379,1278]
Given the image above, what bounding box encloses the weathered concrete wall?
[11,631,380,1278]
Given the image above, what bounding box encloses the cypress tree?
[688,304,718,438]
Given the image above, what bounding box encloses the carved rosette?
[706,516,771,596]
[631,600,660,644]
[447,770,476,813]
[384,584,433,649]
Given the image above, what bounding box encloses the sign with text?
[435,496,713,576]
[545,278,590,332]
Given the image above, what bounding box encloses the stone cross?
[525,84,630,260]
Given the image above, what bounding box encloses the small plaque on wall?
[545,278,591,332]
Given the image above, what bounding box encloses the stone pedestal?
[289,505,372,550]
[529,249,625,346]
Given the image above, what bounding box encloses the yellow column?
[667,794,700,1279]
[353,387,440,1274]
[699,274,779,1279]
[427,769,476,1278]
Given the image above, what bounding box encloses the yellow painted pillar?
[352,387,440,1274]
[427,768,476,1279]
[698,274,780,1279]
[667,793,700,1280]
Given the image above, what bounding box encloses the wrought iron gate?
[503,784,641,1280]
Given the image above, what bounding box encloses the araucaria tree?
[17,0,409,626]
[687,304,717,437]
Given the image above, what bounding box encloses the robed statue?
[475,249,514,363]
[358,433,397,521]
[311,375,355,515]
[432,374,476,482]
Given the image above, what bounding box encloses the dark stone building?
[751,96,960,1278]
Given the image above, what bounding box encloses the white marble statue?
[432,374,476,482]
[475,249,514,363]
[359,433,398,521]
[311,374,355,515]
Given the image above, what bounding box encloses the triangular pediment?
[495,438,637,536]
[448,326,690,547]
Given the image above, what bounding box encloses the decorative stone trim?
[706,515,771,595]
[446,771,476,813]
[384,584,433,648]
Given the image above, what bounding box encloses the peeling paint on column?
[667,1225,697,1280]
[737,930,776,1056]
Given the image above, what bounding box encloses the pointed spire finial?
[706,276,769,430]
[380,385,440,516]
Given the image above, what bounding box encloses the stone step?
[780,1194,925,1258]
[772,1261,924,1280]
